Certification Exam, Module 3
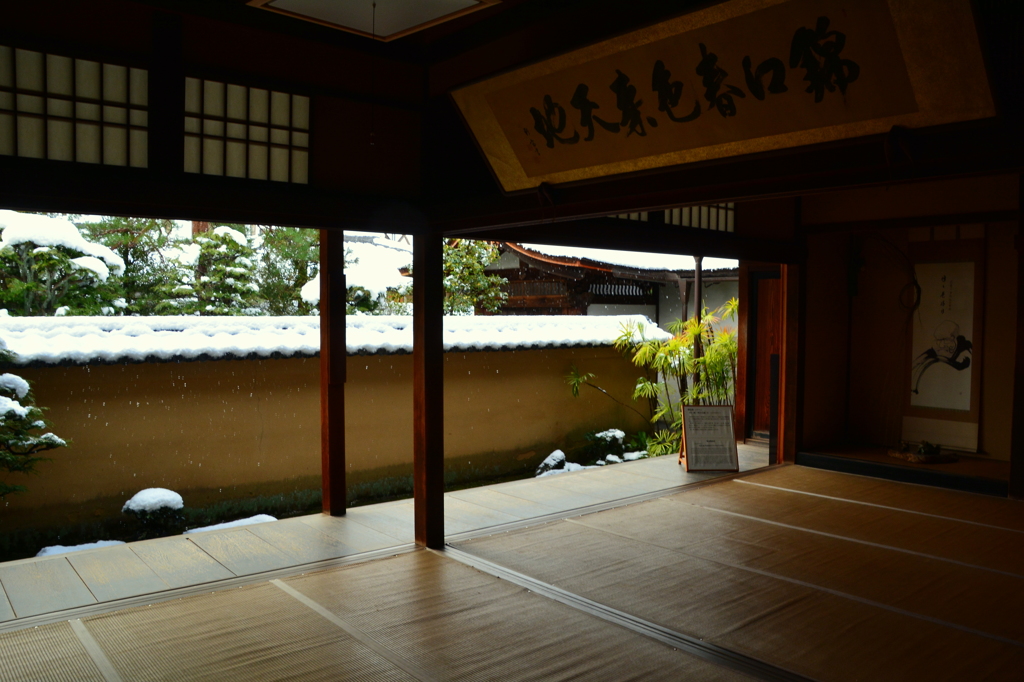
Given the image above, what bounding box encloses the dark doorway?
[746,270,782,439]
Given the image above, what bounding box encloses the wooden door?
[750,276,782,436]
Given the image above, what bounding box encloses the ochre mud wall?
[6,346,649,512]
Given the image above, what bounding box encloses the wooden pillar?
[778,263,801,462]
[735,263,750,440]
[320,228,346,515]
[693,256,704,360]
[414,234,445,548]
[1010,174,1024,499]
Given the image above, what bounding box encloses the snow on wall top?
[1,314,668,365]
[516,243,737,273]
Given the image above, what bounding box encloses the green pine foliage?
[442,239,507,314]
[256,226,319,316]
[0,346,68,499]
[77,216,181,315]
[156,225,264,315]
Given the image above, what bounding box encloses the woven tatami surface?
[453,466,1024,681]
[0,621,106,682]
[282,551,743,681]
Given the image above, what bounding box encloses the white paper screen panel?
[0,45,147,167]
[184,77,309,184]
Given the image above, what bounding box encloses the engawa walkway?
[0,445,769,629]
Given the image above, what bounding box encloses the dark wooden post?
[149,13,183,180]
[414,234,445,547]
[320,228,346,515]
[1010,174,1024,499]
[778,263,801,463]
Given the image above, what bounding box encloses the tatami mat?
[736,465,1024,531]
[453,465,1024,681]
[282,550,745,681]
[670,479,1024,576]
[83,582,417,681]
[0,620,105,682]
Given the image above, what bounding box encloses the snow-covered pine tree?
[0,211,126,316]
[77,215,180,315]
[0,342,67,498]
[156,225,264,315]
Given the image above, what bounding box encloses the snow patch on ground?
[36,540,125,557]
[604,454,623,464]
[623,450,648,461]
[122,488,184,513]
[2,314,668,365]
[535,449,566,475]
[184,514,277,534]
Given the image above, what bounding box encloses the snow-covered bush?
[122,487,185,538]
[0,211,126,316]
[0,341,67,498]
[156,225,264,315]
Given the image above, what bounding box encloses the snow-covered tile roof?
[1,314,668,365]
[515,243,737,273]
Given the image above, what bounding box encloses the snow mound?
[604,454,623,464]
[2,314,668,365]
[536,449,566,475]
[70,256,111,282]
[212,225,247,247]
[122,488,184,513]
[300,274,320,304]
[344,238,412,296]
[184,514,277,534]
[0,210,125,275]
[594,428,625,443]
[0,373,30,399]
[36,540,125,557]
[623,450,648,461]
[538,461,596,477]
[0,395,29,418]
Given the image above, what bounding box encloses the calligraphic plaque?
[682,405,739,472]
[452,0,994,192]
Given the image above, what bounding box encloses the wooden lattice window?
[184,77,309,183]
[0,45,148,167]
[666,203,735,232]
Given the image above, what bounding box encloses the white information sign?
[682,405,739,472]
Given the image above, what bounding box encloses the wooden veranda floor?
[0,445,769,627]
[5,451,1023,680]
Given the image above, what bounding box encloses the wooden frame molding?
[247,0,499,43]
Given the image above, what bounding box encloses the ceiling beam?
[451,216,801,264]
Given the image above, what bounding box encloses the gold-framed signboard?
[452,0,995,193]
[681,405,739,472]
